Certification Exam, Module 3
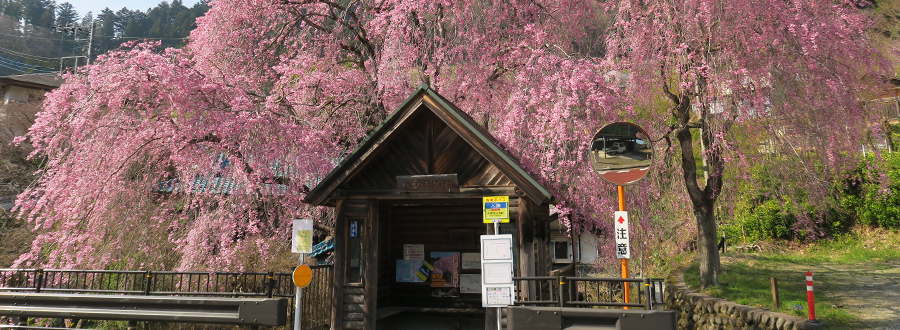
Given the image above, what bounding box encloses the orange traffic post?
[806,271,816,321]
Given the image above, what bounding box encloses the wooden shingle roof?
[303,85,554,206]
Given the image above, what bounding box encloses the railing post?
[34,269,44,293]
[643,278,652,310]
[558,276,566,307]
[143,271,153,295]
[265,271,275,298]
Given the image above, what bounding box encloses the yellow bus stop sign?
[483,196,510,223]
[293,265,312,288]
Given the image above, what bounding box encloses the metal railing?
[0,266,333,329]
[513,276,665,310]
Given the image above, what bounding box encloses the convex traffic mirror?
[589,122,653,185]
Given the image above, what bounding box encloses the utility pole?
[87,22,94,64]
[53,22,95,71]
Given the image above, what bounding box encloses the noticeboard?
[291,219,313,254]
[480,234,515,307]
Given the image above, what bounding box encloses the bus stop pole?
[494,219,502,330]
[294,253,304,330]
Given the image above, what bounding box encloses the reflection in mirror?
[589,122,653,185]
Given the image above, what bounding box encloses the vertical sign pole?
[291,219,313,330]
[483,197,510,330]
[618,186,629,308]
[294,253,304,330]
[494,218,502,330]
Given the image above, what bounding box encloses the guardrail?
[0,267,333,329]
[0,292,286,328]
[512,276,664,309]
[0,269,295,297]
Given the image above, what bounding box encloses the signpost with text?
[481,196,511,330]
[291,219,313,330]
[589,122,654,309]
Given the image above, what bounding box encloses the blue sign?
[350,221,358,238]
[485,202,507,209]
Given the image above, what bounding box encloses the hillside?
[0,0,208,76]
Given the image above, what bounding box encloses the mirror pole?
[618,185,630,308]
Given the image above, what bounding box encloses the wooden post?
[363,200,379,330]
[771,277,780,308]
[331,199,347,330]
[517,197,535,301]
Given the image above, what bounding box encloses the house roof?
[0,74,63,90]
[303,84,554,206]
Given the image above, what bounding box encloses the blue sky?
[63,0,203,19]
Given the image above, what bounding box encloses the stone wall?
[665,268,824,330]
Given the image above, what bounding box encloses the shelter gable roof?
[303,85,554,206]
[0,73,63,89]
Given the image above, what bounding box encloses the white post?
[494,219,502,330]
[294,253,304,330]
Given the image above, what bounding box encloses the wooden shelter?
[303,85,556,330]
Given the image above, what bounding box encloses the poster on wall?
[460,274,481,293]
[461,253,481,269]
[396,260,425,283]
[429,252,460,287]
[403,244,425,260]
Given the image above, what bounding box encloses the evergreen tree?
[54,2,77,27]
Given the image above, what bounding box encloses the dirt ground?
[810,261,900,330]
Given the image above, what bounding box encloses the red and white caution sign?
[614,211,630,259]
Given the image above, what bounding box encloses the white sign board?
[614,211,630,259]
[481,236,512,260]
[292,219,313,253]
[483,262,513,284]
[480,234,515,307]
[485,286,513,306]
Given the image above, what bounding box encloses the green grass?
[682,229,900,329]
[683,263,856,329]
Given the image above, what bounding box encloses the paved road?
[598,168,649,184]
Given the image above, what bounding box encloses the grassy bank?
[682,228,900,329]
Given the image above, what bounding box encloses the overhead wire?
[0,56,57,72]
[0,59,56,74]
[0,45,62,60]
[0,55,54,70]
[0,49,62,69]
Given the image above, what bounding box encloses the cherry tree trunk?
[694,200,720,289]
